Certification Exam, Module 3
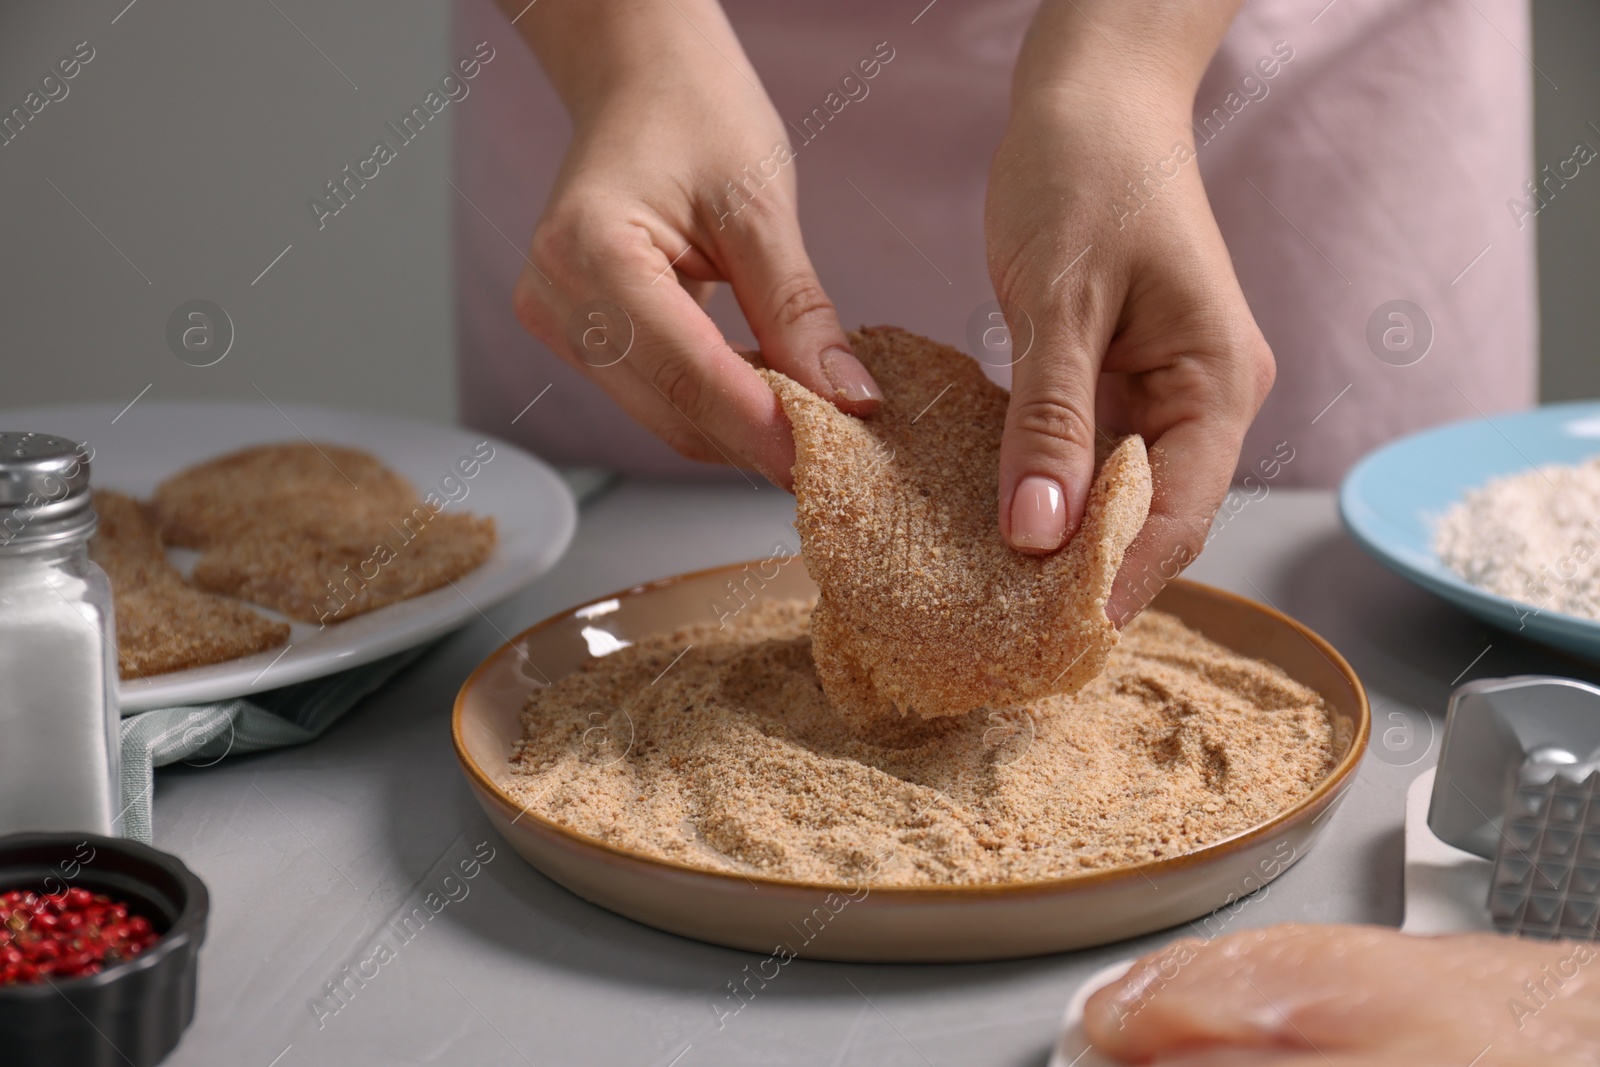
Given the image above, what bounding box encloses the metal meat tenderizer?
[1430,676,1600,940]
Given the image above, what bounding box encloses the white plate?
[0,401,577,712]
[1048,960,1131,1067]
[1047,772,1491,1064]
[1401,767,1494,936]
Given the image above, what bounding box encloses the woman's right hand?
[497,0,879,488]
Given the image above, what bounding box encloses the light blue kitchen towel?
[116,466,615,843]
[118,645,430,843]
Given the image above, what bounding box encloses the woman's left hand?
[987,0,1272,625]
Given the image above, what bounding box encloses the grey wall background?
[1531,0,1600,402]
[0,1,456,422]
[1,2,1596,425]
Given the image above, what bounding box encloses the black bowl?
[0,833,208,1067]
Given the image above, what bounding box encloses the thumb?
[719,204,881,414]
[998,318,1102,554]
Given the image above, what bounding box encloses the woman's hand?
[989,0,1272,623]
[1085,924,1600,1065]
[497,0,879,487]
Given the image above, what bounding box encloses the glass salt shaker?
[0,432,120,836]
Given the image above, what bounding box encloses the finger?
[718,201,881,416]
[619,256,797,483]
[513,226,795,485]
[1102,414,1239,627]
[1101,328,1271,624]
[997,308,1106,554]
[518,260,749,469]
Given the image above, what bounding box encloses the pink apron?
[453,0,1536,487]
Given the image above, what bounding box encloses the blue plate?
[1339,402,1600,661]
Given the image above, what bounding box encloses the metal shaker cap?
[0,432,96,550]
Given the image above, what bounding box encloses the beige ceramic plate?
[453,561,1370,962]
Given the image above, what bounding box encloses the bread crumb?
[189,511,495,623]
[761,326,1151,721]
[1435,457,1600,619]
[149,441,495,623]
[505,598,1335,886]
[89,490,289,678]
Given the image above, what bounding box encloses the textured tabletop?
[153,482,1600,1067]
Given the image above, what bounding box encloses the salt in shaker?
[0,432,120,836]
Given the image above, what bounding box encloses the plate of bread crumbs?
[0,401,576,711]
[453,328,1369,961]
[1341,401,1600,662]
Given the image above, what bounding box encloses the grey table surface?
[152,482,1600,1067]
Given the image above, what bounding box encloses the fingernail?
[1010,475,1066,551]
[820,346,883,404]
